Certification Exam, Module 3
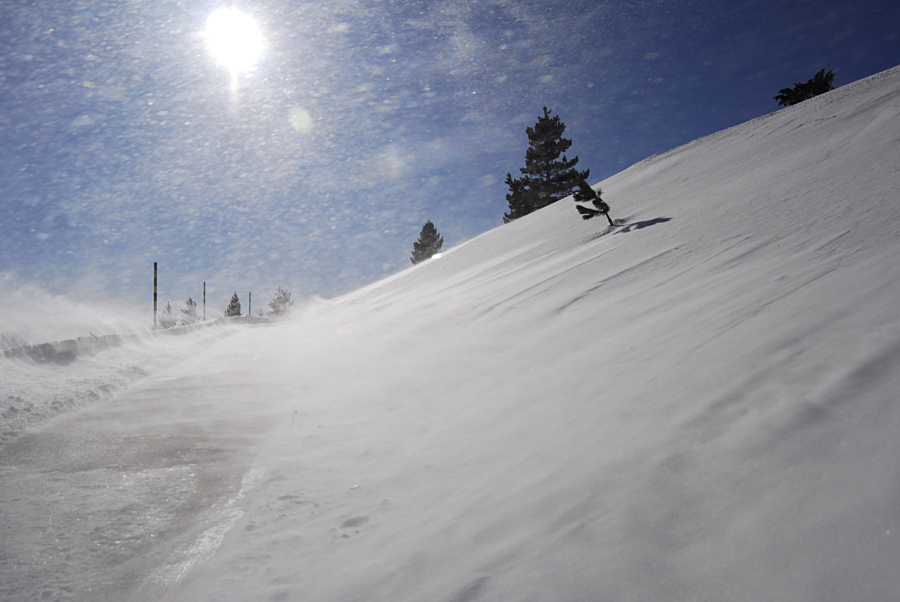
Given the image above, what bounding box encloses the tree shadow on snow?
[615,217,672,233]
[581,217,672,243]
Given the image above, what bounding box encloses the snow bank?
[0,319,244,447]
[0,276,150,349]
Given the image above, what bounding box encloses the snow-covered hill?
[168,66,900,601]
[4,65,900,601]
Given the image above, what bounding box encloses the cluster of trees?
[156,288,294,329]
[500,70,836,224]
[408,107,611,263]
[504,106,613,225]
[158,297,199,329]
[503,106,591,222]
[408,70,836,261]
[774,68,835,106]
[224,288,293,318]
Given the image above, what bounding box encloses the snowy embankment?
[167,66,900,601]
[0,315,243,447]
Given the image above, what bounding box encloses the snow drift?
[0,321,242,447]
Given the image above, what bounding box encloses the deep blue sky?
[1,0,898,313]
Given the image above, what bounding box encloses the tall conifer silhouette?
[504,107,589,222]
[410,221,444,264]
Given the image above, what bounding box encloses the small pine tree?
[180,297,199,326]
[224,292,242,317]
[268,287,294,317]
[159,302,177,329]
[410,220,444,264]
[573,180,613,225]
[504,107,589,222]
[774,69,835,106]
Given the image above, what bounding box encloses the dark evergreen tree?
[180,297,198,325]
[504,107,589,222]
[774,69,835,106]
[159,302,177,329]
[224,292,242,317]
[573,180,613,225]
[410,220,444,264]
[268,287,294,317]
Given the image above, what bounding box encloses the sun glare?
[205,8,263,77]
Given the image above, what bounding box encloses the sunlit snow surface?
[3,66,900,601]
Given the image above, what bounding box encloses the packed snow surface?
[3,65,900,601]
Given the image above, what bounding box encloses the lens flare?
[289,106,314,133]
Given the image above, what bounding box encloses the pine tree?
[224,292,241,317]
[774,69,835,106]
[180,297,198,325]
[268,287,294,317]
[572,180,613,225]
[410,220,444,264]
[159,302,177,329]
[504,107,589,222]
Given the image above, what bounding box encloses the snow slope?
[166,66,900,601]
[5,65,900,601]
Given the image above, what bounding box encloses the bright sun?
[205,8,263,77]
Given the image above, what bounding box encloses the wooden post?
[248,292,251,317]
[153,262,158,328]
[203,282,206,321]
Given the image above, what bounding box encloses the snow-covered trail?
[0,324,297,602]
